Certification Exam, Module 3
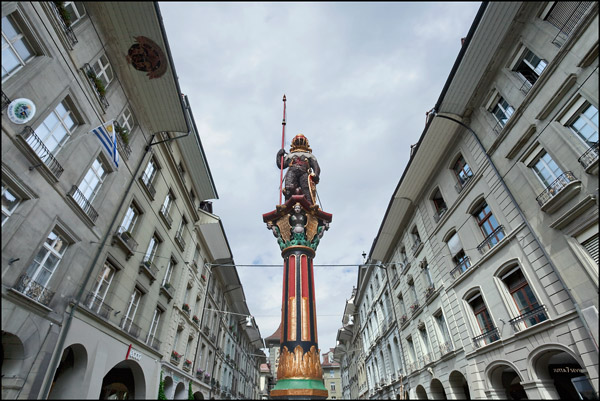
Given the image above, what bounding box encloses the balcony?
[449,257,472,280]
[509,304,549,332]
[139,259,159,284]
[159,205,173,228]
[174,232,186,251]
[519,78,533,95]
[120,317,141,339]
[49,1,77,46]
[159,283,174,302]
[18,126,65,179]
[399,315,408,326]
[112,227,138,260]
[477,225,505,254]
[578,143,598,173]
[409,303,420,316]
[182,304,191,316]
[183,359,192,372]
[192,315,200,326]
[67,185,99,224]
[424,285,436,300]
[13,273,55,306]
[410,238,423,257]
[83,292,113,320]
[536,171,581,213]
[492,121,504,136]
[139,173,156,200]
[472,327,500,349]
[170,351,182,366]
[148,336,162,353]
[83,63,109,109]
[406,361,419,373]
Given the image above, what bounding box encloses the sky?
[159,2,482,357]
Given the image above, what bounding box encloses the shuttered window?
[582,234,599,266]
[545,2,593,37]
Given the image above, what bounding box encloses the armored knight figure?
[277,134,320,204]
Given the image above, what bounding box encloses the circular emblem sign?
[126,36,167,79]
[7,98,36,124]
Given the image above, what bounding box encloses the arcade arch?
[448,370,471,400]
[48,344,88,399]
[99,359,146,399]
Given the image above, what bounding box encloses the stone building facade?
[335,2,598,399]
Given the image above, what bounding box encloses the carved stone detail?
[277,345,324,380]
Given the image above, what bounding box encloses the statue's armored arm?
[276,148,288,169]
[309,154,321,183]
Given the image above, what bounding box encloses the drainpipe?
[433,110,598,353]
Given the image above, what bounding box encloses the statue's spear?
[279,94,287,205]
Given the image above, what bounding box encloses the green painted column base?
[271,378,329,399]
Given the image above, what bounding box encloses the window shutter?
[447,233,462,257]
[545,2,593,36]
[582,234,599,266]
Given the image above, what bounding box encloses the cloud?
[160,1,481,355]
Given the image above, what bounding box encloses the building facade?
[2,2,264,399]
[335,1,598,399]
[322,348,343,399]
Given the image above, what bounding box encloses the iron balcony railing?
[83,63,109,109]
[83,292,113,320]
[49,1,78,46]
[509,304,549,332]
[13,273,55,306]
[146,334,161,352]
[472,327,500,348]
[114,126,131,160]
[477,225,505,253]
[67,185,99,223]
[449,257,472,280]
[175,232,186,251]
[19,126,65,179]
[140,173,156,198]
[159,205,173,227]
[519,78,533,94]
[160,283,174,300]
[492,121,504,136]
[578,142,598,170]
[115,226,138,252]
[139,259,159,282]
[535,171,578,206]
[120,316,141,339]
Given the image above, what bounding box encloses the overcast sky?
[159,2,482,357]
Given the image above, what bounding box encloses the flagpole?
[279,94,286,205]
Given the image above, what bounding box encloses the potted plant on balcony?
[171,350,181,361]
[182,303,190,313]
[115,124,130,145]
[163,282,171,290]
[53,1,72,27]
[196,368,204,378]
[192,315,200,325]
[86,70,106,97]
[410,303,420,314]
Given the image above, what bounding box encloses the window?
[405,336,416,364]
[452,155,473,186]
[88,261,115,312]
[175,216,187,244]
[122,288,141,332]
[502,267,547,327]
[474,202,504,245]
[398,294,407,317]
[2,13,34,80]
[491,96,515,127]
[63,2,86,26]
[434,312,451,344]
[409,282,418,307]
[446,231,470,277]
[161,191,174,217]
[147,307,162,346]
[117,105,135,132]
[418,327,431,356]
[329,368,335,378]
[142,158,158,186]
[545,2,594,39]
[330,382,336,391]
[119,202,141,235]
[24,229,69,295]
[431,188,447,219]
[77,157,107,204]
[1,181,22,226]
[513,48,547,86]
[91,53,114,88]
[569,103,598,147]
[144,233,160,265]
[31,100,78,156]
[468,293,499,345]
[532,151,564,187]
[422,262,434,288]
[162,257,175,286]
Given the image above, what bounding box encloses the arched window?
[466,291,500,348]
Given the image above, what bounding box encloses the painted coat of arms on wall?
[126,36,167,79]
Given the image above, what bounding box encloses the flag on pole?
[91,120,119,168]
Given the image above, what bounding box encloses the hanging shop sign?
[7,98,36,124]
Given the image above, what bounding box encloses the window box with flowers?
[196,369,204,379]
[410,303,420,315]
[204,373,211,384]
[170,350,181,365]
[182,303,190,315]
[183,359,192,371]
[399,314,408,326]
[192,315,200,325]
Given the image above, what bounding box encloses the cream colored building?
[2,2,263,399]
[335,2,598,399]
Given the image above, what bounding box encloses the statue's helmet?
[290,134,312,153]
